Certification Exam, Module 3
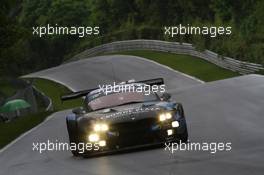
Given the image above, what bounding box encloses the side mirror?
[72,107,86,115]
[160,92,171,101]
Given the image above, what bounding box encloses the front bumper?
[82,118,187,156]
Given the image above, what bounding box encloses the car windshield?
[88,91,158,110]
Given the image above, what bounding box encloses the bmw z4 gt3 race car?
[61,78,188,157]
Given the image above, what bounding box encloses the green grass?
[108,50,240,82]
[0,111,52,148]
[33,78,82,110]
[256,69,264,75]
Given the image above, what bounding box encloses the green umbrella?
[0,99,31,113]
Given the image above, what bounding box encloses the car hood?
[82,101,173,123]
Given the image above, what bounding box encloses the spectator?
[0,113,7,122]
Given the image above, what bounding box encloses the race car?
[61,78,188,157]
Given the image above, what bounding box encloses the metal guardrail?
[72,39,264,74]
[32,86,53,112]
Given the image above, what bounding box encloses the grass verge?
[0,111,52,148]
[33,78,82,110]
[108,50,240,82]
[0,78,81,149]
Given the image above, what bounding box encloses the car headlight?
[172,121,179,128]
[167,129,173,136]
[159,114,166,121]
[99,140,106,147]
[101,124,109,131]
[159,112,172,121]
[93,123,109,132]
[88,133,99,142]
[165,113,172,119]
[94,124,101,132]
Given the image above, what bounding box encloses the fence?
[32,86,53,112]
[72,40,263,74]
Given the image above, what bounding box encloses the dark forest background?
[1,0,263,77]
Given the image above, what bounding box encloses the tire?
[66,117,80,156]
[177,104,188,143]
[179,127,188,143]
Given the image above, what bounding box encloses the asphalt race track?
[1,55,264,175]
[23,55,202,91]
